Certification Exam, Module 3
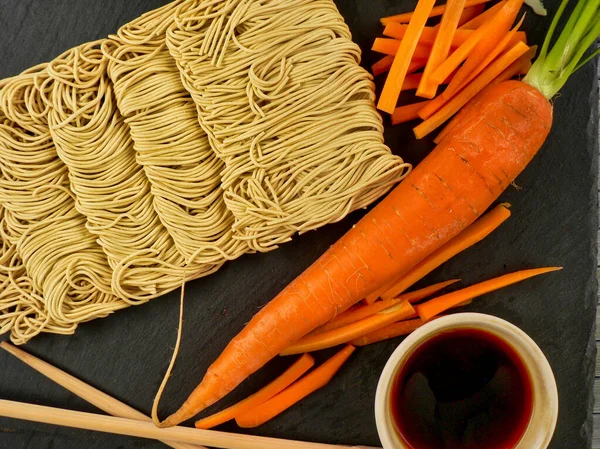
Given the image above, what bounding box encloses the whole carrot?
[156,0,597,426]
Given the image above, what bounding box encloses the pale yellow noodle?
[46,41,212,301]
[101,0,249,265]
[0,77,125,343]
[167,0,411,252]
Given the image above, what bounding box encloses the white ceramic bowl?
[375,313,558,449]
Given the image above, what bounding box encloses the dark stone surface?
[0,1,597,448]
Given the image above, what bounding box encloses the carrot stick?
[380,204,511,300]
[391,101,430,125]
[414,41,530,139]
[377,0,437,114]
[372,55,395,76]
[415,267,563,321]
[351,319,425,346]
[280,302,415,355]
[380,0,491,25]
[440,2,525,99]
[428,0,510,86]
[402,73,424,90]
[431,47,534,144]
[383,24,527,50]
[397,279,461,303]
[194,354,314,429]
[318,300,398,333]
[419,16,527,120]
[235,346,355,428]
[457,3,486,27]
[417,0,468,99]
[372,38,432,59]
[384,24,469,47]
[460,0,507,29]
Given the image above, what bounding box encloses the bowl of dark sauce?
[375,313,558,449]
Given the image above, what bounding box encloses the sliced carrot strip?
[372,38,432,59]
[428,1,507,86]
[397,279,461,303]
[415,267,563,321]
[391,101,430,125]
[351,319,425,346]
[442,1,524,99]
[380,204,511,300]
[384,24,469,47]
[372,55,395,76]
[380,0,491,25]
[419,17,527,120]
[194,353,314,429]
[457,3,486,27]
[319,299,398,332]
[460,0,507,29]
[417,0,467,99]
[377,0,437,114]
[280,301,415,355]
[236,346,355,428]
[414,41,530,139]
[384,24,527,50]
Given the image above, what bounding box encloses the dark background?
[0,1,597,448]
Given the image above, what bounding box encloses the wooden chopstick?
[0,399,380,449]
[0,341,203,449]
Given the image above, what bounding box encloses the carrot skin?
[161,79,553,427]
[351,319,425,346]
[318,299,398,332]
[194,354,314,429]
[397,279,461,303]
[416,267,563,321]
[235,346,355,428]
[280,301,415,355]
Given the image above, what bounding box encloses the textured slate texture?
[0,1,597,448]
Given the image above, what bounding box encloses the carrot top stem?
[524,0,600,98]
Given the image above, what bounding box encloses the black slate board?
[0,1,597,448]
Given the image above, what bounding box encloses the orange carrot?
[439,1,524,97]
[193,353,314,429]
[415,41,530,138]
[417,0,467,99]
[372,55,395,76]
[377,0,437,114]
[235,346,355,428]
[372,38,432,60]
[397,279,461,303]
[432,46,535,145]
[280,301,415,355]
[460,0,507,29]
[416,267,563,321]
[457,3,486,27]
[319,299,398,332]
[351,319,425,346]
[380,204,511,300]
[380,0,491,25]
[391,101,430,125]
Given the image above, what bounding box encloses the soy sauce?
[392,328,533,449]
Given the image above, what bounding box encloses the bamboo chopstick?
[0,342,203,449]
[0,399,380,449]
